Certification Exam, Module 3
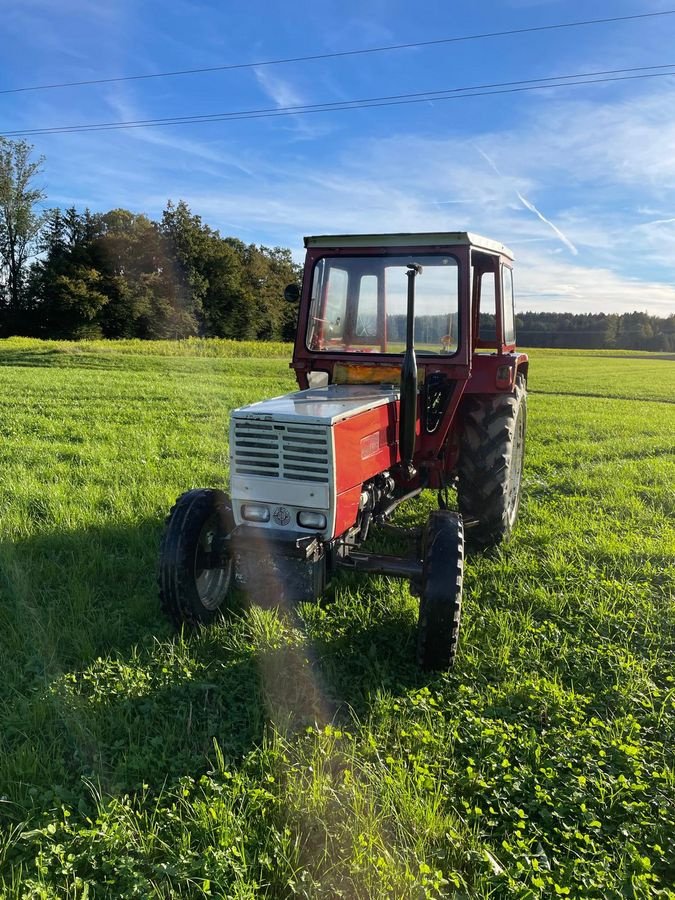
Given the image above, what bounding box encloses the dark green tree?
[159,201,300,340]
[28,208,107,337]
[0,138,46,332]
[94,208,199,338]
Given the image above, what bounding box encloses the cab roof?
[304,231,514,260]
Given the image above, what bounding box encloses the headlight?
[298,511,327,530]
[242,504,270,523]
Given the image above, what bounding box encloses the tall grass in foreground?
[0,341,673,898]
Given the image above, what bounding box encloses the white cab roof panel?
[233,384,399,426]
[304,232,513,259]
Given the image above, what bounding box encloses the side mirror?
[284,283,301,303]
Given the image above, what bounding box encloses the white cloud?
[100,88,258,175]
[161,95,675,316]
[3,0,128,64]
[515,250,675,315]
[485,88,675,190]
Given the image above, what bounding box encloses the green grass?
[0,337,673,898]
[1,336,294,360]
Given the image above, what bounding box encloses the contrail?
[515,191,578,255]
[641,216,675,226]
[476,147,578,255]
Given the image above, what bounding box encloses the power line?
[3,63,675,138]
[1,9,674,97]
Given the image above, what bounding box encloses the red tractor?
[159,232,528,670]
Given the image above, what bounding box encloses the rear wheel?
[457,374,527,547]
[416,510,464,671]
[159,488,235,627]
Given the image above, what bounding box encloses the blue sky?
[3,0,675,315]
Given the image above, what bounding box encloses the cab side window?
[502,266,515,345]
[479,271,496,340]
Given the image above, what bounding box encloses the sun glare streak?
[239,528,336,732]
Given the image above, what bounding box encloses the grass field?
[0,337,673,898]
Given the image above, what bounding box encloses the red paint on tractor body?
[332,401,400,537]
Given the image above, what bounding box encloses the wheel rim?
[506,406,526,524]
[194,513,232,611]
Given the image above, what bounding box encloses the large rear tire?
[456,374,527,548]
[416,510,464,671]
[159,488,235,627]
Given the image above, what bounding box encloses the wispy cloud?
[515,251,675,316]
[253,68,304,109]
[167,110,675,314]
[103,88,257,176]
[4,0,126,67]
[252,68,335,141]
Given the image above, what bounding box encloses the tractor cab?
[291,232,522,392]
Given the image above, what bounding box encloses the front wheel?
[159,488,235,627]
[416,510,464,671]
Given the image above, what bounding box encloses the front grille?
[233,420,330,483]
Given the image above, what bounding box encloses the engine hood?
[232,383,400,427]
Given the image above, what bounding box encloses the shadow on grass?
[4,513,673,812]
[530,388,675,404]
[0,519,167,674]
[575,351,675,361]
[0,518,427,815]
[0,348,122,369]
[0,347,184,373]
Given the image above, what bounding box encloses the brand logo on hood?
[273,506,291,526]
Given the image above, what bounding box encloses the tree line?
[482,311,675,352]
[0,139,300,341]
[1,137,673,349]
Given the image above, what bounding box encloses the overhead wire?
[1,8,674,96]
[3,63,675,138]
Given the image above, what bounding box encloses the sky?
[2,0,675,316]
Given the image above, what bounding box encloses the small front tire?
[416,510,464,671]
[159,488,235,627]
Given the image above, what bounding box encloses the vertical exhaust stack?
[399,263,422,481]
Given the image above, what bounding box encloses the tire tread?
[416,510,464,671]
[158,488,233,628]
[456,375,527,547]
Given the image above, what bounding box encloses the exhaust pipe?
[399,263,422,481]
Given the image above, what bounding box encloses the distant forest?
[1,138,673,349]
[483,311,675,352]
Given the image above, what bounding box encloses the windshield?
[306,254,459,355]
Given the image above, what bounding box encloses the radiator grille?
[233,420,330,483]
